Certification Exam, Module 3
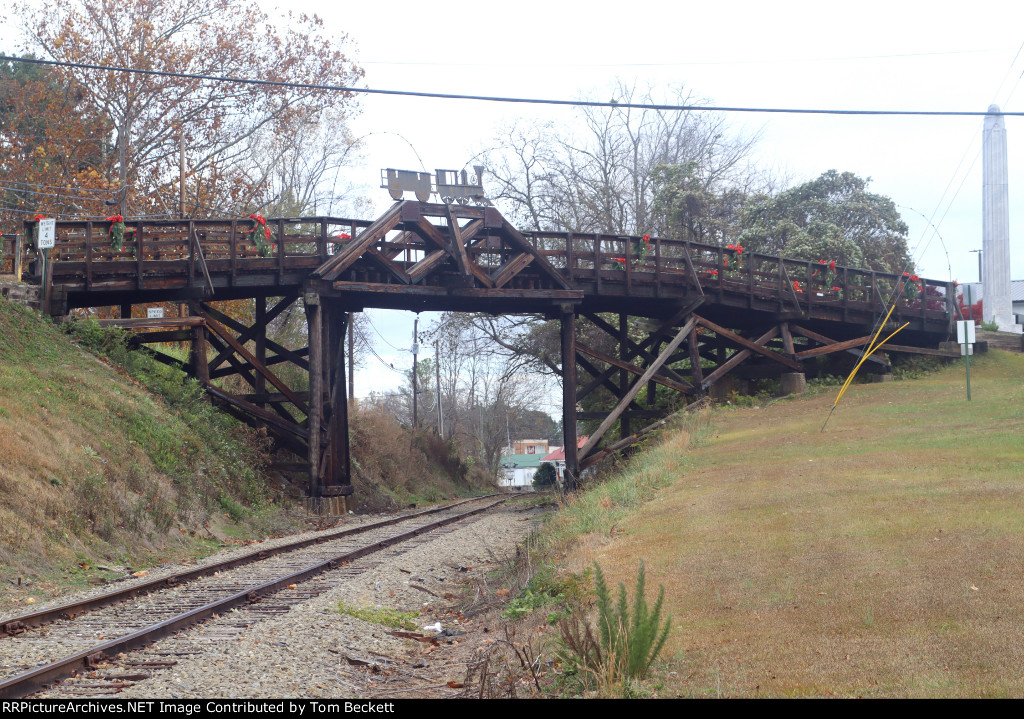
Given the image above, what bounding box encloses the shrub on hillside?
[348,407,493,508]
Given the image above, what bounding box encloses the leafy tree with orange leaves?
[0,53,111,224]
[11,0,363,220]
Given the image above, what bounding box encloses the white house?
[499,453,544,490]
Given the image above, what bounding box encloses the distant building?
[539,436,590,486]
[509,439,549,456]
[959,282,1024,323]
[499,453,544,489]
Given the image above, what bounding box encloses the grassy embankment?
[539,350,1024,697]
[0,297,494,609]
[0,298,297,605]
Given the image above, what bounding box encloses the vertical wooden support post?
[619,313,631,440]
[780,322,796,355]
[13,233,24,282]
[322,301,351,497]
[348,312,355,401]
[254,295,266,408]
[305,292,322,497]
[136,223,144,291]
[85,221,93,291]
[188,300,209,385]
[120,302,132,320]
[561,308,579,491]
[688,325,704,396]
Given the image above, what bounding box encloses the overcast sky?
[5,1,1024,407]
[290,0,1024,402]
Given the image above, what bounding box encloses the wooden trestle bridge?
[4,201,959,497]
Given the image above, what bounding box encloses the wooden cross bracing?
[28,202,958,498]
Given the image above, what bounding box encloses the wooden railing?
[4,217,373,291]
[522,230,955,321]
[1,216,955,324]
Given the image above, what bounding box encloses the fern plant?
[594,560,671,679]
[559,559,671,688]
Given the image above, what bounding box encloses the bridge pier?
[319,300,352,499]
[779,372,807,395]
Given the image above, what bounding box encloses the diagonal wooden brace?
[201,310,310,417]
[584,312,693,387]
[576,342,693,394]
[578,316,697,461]
[206,295,296,372]
[789,324,889,367]
[699,326,779,388]
[313,202,404,280]
[445,204,493,287]
[490,213,573,290]
[695,315,801,370]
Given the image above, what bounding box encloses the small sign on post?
[146,307,164,319]
[37,219,56,314]
[37,219,56,250]
[956,320,975,400]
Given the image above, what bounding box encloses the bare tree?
[424,313,552,474]
[480,81,763,237]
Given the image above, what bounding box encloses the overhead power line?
[3,55,1024,118]
[361,46,1014,69]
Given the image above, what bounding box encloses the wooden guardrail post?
[13,234,24,281]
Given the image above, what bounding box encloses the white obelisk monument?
[982,104,1021,333]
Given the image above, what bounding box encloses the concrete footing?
[304,496,348,518]
[780,372,807,395]
[710,376,750,401]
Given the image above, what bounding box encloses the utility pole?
[117,122,129,218]
[435,339,443,436]
[412,316,419,428]
[179,133,186,218]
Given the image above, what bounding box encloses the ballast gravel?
[27,498,547,699]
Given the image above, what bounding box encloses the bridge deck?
[7,210,954,341]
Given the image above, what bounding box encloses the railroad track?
[0,495,506,698]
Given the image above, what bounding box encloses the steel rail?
[0,498,505,698]
[0,494,501,637]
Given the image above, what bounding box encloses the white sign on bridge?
[37,219,55,249]
[147,307,165,319]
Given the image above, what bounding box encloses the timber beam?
[789,324,889,367]
[578,316,697,464]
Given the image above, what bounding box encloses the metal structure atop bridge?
[3,201,960,498]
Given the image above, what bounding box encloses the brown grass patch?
[571,351,1024,697]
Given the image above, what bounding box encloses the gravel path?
[26,497,546,699]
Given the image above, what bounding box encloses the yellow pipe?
[833,321,910,407]
[831,303,897,408]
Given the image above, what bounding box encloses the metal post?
[965,286,973,402]
[179,133,186,218]
[965,336,972,401]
